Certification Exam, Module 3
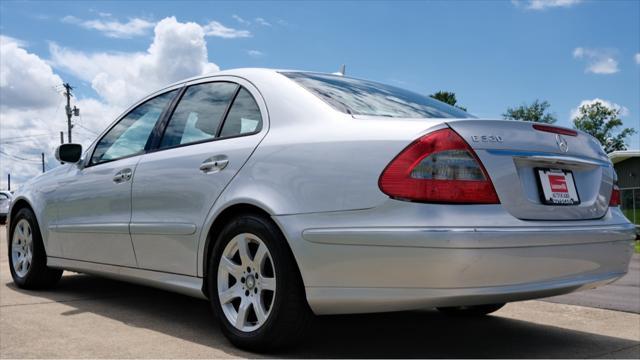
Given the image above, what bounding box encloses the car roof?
[163,68,343,89]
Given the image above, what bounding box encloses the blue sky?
[0,0,639,187]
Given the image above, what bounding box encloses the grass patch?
[622,209,639,225]
[635,241,640,254]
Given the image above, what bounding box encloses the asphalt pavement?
[545,253,640,314]
[1,227,639,358]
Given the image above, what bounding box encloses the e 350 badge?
[470,135,503,143]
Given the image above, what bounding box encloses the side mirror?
[55,144,83,163]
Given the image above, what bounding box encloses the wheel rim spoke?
[219,284,240,304]
[260,277,275,291]
[235,298,250,329]
[253,243,267,268]
[220,256,242,278]
[11,242,22,255]
[236,236,251,267]
[252,297,267,324]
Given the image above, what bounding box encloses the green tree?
[429,91,467,111]
[573,101,636,153]
[503,100,557,124]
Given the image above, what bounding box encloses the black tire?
[8,208,63,289]
[437,303,506,316]
[208,213,312,352]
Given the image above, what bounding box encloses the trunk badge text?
[556,134,569,153]
[471,135,503,143]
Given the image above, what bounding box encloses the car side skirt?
[47,257,207,299]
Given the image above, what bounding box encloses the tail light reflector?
[379,128,500,204]
[609,184,620,207]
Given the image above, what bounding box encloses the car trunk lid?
[446,119,614,220]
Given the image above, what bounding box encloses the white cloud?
[51,16,219,107]
[570,98,630,120]
[573,47,619,74]
[232,14,250,26]
[255,17,271,26]
[0,35,26,47]
[1,17,224,189]
[203,21,251,38]
[635,53,640,65]
[513,0,582,10]
[247,49,264,57]
[62,15,155,38]
[0,36,63,109]
[0,36,119,190]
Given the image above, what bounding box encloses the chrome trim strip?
[52,223,129,234]
[485,149,610,167]
[302,224,636,248]
[129,222,197,235]
[47,256,206,299]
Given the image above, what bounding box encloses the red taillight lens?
[532,124,578,137]
[379,128,500,204]
[609,185,620,207]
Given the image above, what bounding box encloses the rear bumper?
[274,203,636,315]
[306,271,624,315]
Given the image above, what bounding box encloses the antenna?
[332,64,346,76]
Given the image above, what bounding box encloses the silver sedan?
[0,191,12,224]
[6,69,635,351]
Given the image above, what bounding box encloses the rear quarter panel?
[194,72,450,276]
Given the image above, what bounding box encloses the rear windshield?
[282,72,472,119]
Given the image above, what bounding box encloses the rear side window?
[159,83,263,148]
[282,72,472,119]
[219,88,262,137]
[160,82,238,148]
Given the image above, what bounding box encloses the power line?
[0,150,42,163]
[75,123,99,136]
[0,133,50,142]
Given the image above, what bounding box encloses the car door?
[130,79,267,275]
[52,90,178,267]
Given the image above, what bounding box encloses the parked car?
[7,69,635,351]
[0,191,12,224]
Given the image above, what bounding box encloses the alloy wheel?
[217,233,276,332]
[11,219,34,278]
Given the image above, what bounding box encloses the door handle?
[199,155,229,173]
[113,168,133,183]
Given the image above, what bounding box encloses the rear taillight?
[532,124,578,137]
[609,184,620,207]
[379,128,500,204]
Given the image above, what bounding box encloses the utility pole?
[60,131,64,144]
[41,153,45,173]
[63,83,79,143]
[7,174,10,191]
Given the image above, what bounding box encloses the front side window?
[91,90,177,165]
[282,72,472,119]
[160,82,238,148]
